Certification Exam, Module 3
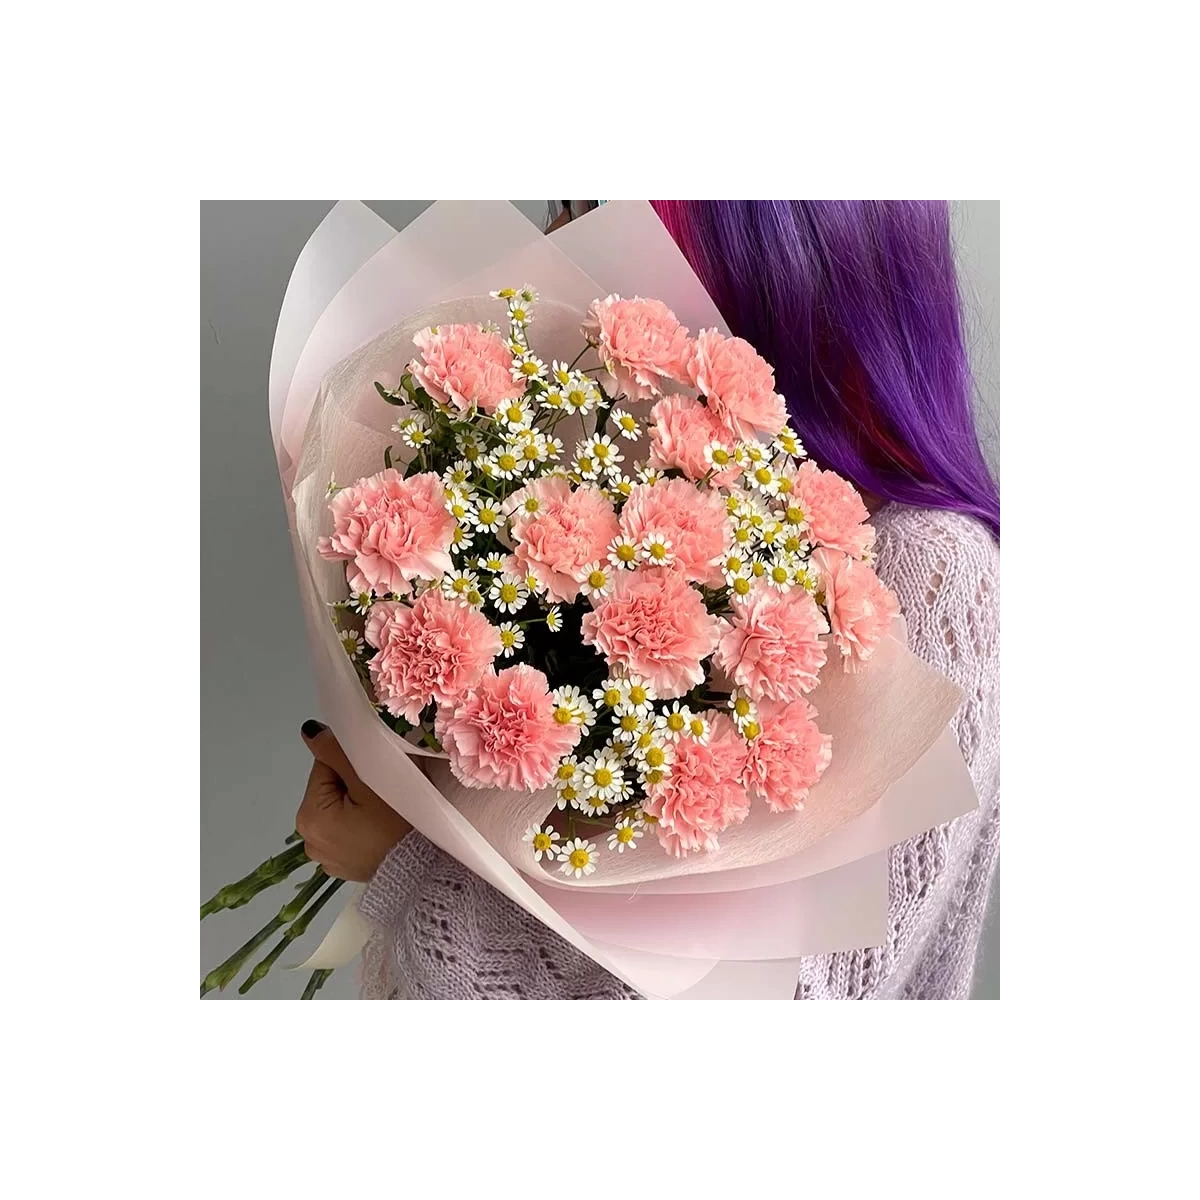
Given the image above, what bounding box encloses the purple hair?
[651,201,999,538]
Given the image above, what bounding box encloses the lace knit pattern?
[359,505,1000,1000]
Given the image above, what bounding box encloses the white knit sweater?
[359,505,1001,1000]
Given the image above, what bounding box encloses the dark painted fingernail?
[301,720,327,738]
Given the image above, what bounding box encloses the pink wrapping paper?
[270,201,980,999]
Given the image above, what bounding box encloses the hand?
[295,720,412,882]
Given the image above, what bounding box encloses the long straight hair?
[651,201,999,538]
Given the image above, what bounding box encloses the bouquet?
[201,201,975,1000]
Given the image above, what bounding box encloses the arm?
[796,506,1001,1000]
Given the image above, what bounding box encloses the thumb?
[300,720,361,786]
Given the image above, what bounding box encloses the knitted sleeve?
[358,504,999,1001]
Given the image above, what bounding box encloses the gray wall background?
[201,201,1000,1000]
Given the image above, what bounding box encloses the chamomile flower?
[488,573,529,615]
[517,433,552,466]
[463,585,485,608]
[399,418,431,449]
[746,462,782,497]
[496,398,533,430]
[640,531,675,567]
[541,434,564,460]
[633,735,675,781]
[611,708,651,744]
[727,690,758,731]
[793,560,820,593]
[703,441,738,471]
[451,524,475,553]
[578,560,613,600]
[636,464,663,485]
[607,818,646,854]
[538,386,566,411]
[549,359,575,387]
[455,430,485,461]
[442,460,475,491]
[476,552,507,573]
[750,558,767,579]
[510,353,546,382]
[557,837,599,878]
[545,606,563,632]
[346,590,374,615]
[444,488,476,523]
[572,447,602,480]
[607,536,640,570]
[339,629,363,658]
[490,286,519,301]
[506,333,529,357]
[551,686,597,736]
[507,298,535,327]
[471,500,505,533]
[584,434,623,474]
[605,473,634,500]
[687,711,711,743]
[562,378,602,416]
[741,441,768,465]
[496,621,525,658]
[592,678,627,710]
[609,407,641,441]
[580,751,626,805]
[441,568,481,601]
[522,823,561,863]
[654,701,695,741]
[764,554,797,591]
[552,758,582,809]
[730,520,759,549]
[780,500,809,529]
[485,447,527,480]
[758,520,784,549]
[774,427,807,459]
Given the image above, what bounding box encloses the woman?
[294,201,1001,1000]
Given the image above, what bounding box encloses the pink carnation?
[364,590,501,725]
[682,328,787,440]
[508,476,619,603]
[741,697,832,813]
[618,478,730,588]
[813,548,899,672]
[643,714,750,856]
[435,664,580,791]
[582,294,690,402]
[581,569,723,699]
[715,583,828,702]
[318,469,455,596]
[647,391,742,486]
[790,460,874,558]
[409,323,524,414]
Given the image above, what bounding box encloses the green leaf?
[384,445,393,470]
[375,380,407,406]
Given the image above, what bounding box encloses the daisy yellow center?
[561,786,577,802]
[497,453,517,471]
[619,416,637,431]
[594,443,611,460]
[734,696,751,718]
[603,687,622,707]
[751,560,766,577]
[784,536,802,553]
[628,685,648,706]
[557,763,576,781]
[452,576,469,593]
[648,542,668,560]
[500,630,516,647]
[772,565,789,583]
[777,477,792,494]
[593,767,613,788]
[725,556,744,572]
[523,498,540,512]
[519,360,539,376]
[500,583,519,603]
[742,721,761,740]
[617,826,635,844]
[504,405,524,422]
[638,731,654,749]
[667,712,685,732]
[726,497,739,514]
[523,444,541,460]
[479,506,498,524]
[645,769,664,785]
[733,577,751,595]
[711,447,731,465]
[466,590,483,606]
[588,569,607,588]
[786,506,805,524]
[616,543,637,563]
[577,456,595,474]
[619,714,640,733]
[616,481,631,495]
[451,502,468,517]
[644,746,665,768]
[554,369,571,385]
[533,832,552,852]
[746,446,765,463]
[511,308,528,323]
[554,707,574,725]
[734,526,752,544]
[689,718,706,737]
[568,389,589,408]
[452,528,467,544]
[569,848,590,869]
[545,392,563,407]
[411,430,427,444]
[341,635,357,651]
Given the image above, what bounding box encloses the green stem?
[238,877,346,995]
[200,840,308,919]
[301,969,334,1000]
[200,868,327,996]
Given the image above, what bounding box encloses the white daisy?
[549,359,576,388]
[592,677,628,711]
[578,560,613,600]
[552,758,582,810]
[485,447,527,480]
[505,332,529,357]
[617,676,656,715]
[339,629,363,659]
[686,711,711,743]
[551,686,597,736]
[463,585,486,609]
[450,524,476,553]
[730,519,759,549]
[490,286,519,301]
[727,690,758,732]
[580,751,625,804]
[581,434,624,473]
[636,464,664,485]
[444,489,477,523]
[780,500,809,530]
[607,818,646,854]
[541,434,564,460]
[471,500,504,533]
[522,823,561,863]
[510,353,545,383]
[507,299,535,327]
[497,621,525,658]
[399,418,431,450]
[488,573,529,615]
[346,590,374,615]
[496,399,533,430]
[764,555,796,591]
[562,379,602,416]
[516,285,538,305]
[746,461,782,497]
[545,606,563,632]
[774,427,807,459]
[703,441,738,471]
[476,552,507,573]
[654,701,695,741]
[633,735,675,781]
[605,473,634,500]
[741,441,768,465]
[537,385,566,411]
[640,531,675,567]
[572,446,602,480]
[442,460,475,491]
[607,536,640,570]
[609,408,641,441]
[440,569,481,601]
[611,708,651,744]
[758,520,784,549]
[557,837,599,879]
[455,430,485,462]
